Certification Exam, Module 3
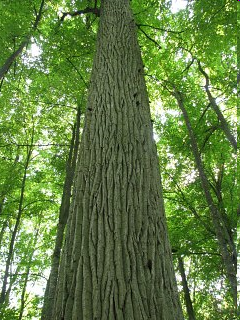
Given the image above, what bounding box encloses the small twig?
[195,103,211,127]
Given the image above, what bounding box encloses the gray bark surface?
[52,1,183,319]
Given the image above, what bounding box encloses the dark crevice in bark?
[50,0,183,319]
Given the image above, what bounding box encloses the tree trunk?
[178,256,196,320]
[41,105,81,320]
[173,88,237,308]
[0,153,20,218]
[0,133,33,306]
[18,229,39,320]
[0,221,7,249]
[51,1,183,319]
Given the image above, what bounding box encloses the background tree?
[0,0,237,319]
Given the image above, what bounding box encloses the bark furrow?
[52,1,183,319]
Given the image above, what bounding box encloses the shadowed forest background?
[0,0,238,319]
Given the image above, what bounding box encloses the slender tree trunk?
[51,1,183,319]
[2,265,21,308]
[173,88,237,308]
[0,153,20,218]
[197,60,237,151]
[178,256,196,320]
[0,0,45,80]
[0,221,8,249]
[0,154,20,249]
[41,106,81,320]
[18,229,39,320]
[0,138,33,306]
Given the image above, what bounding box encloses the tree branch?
[0,143,70,148]
[197,60,237,151]
[66,57,88,87]
[137,26,162,50]
[136,23,185,34]
[60,7,100,21]
[0,0,45,81]
[172,250,221,257]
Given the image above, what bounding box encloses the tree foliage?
[0,0,237,319]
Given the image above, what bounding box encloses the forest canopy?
[0,0,238,319]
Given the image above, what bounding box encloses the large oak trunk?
[52,0,183,319]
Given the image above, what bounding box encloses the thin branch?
[66,58,88,87]
[181,58,195,74]
[9,272,48,281]
[172,251,221,257]
[0,0,45,81]
[60,6,100,21]
[133,8,149,16]
[196,103,211,125]
[199,124,219,153]
[22,199,55,211]
[197,60,237,151]
[136,23,185,34]
[208,3,227,24]
[0,143,70,148]
[137,26,162,50]
[164,172,216,236]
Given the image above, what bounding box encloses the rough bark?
[178,256,196,320]
[51,1,183,319]
[0,0,45,80]
[173,88,237,308]
[41,106,81,320]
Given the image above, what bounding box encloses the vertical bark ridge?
[52,0,183,319]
